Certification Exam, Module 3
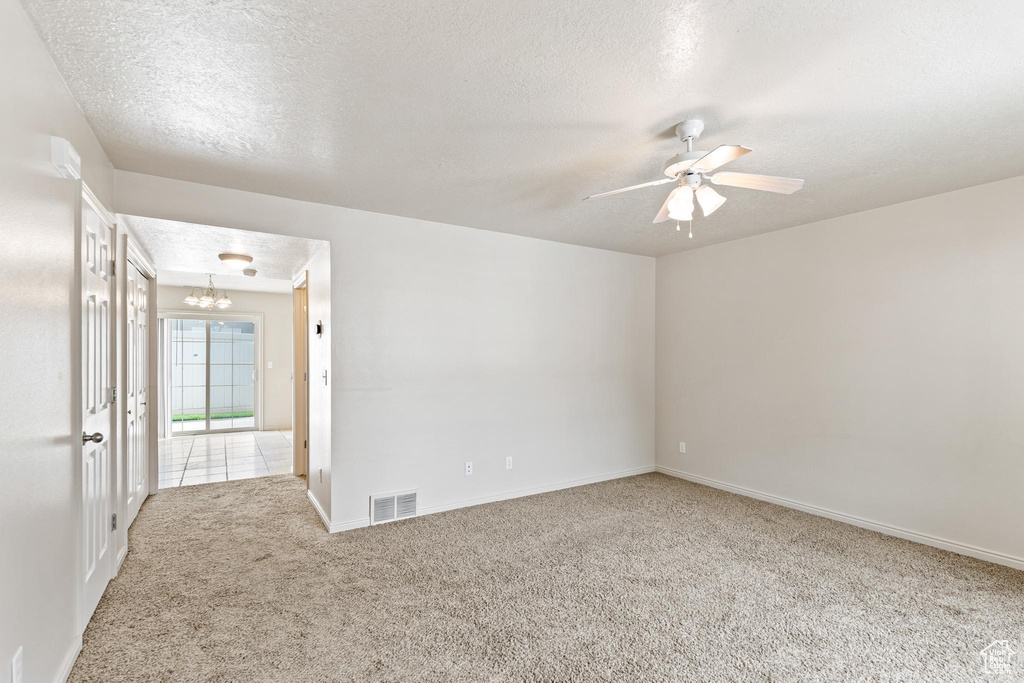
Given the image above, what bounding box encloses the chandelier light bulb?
[186,275,233,310]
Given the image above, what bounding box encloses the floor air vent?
[370,490,417,525]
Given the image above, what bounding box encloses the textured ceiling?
[25,0,1024,256]
[122,215,325,283]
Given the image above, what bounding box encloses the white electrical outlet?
[505,456,513,470]
[267,360,273,369]
[12,646,23,683]
[465,461,473,476]
[679,442,686,454]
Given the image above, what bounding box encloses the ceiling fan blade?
[710,172,804,194]
[690,145,752,173]
[695,184,726,216]
[583,177,674,201]
[653,186,687,223]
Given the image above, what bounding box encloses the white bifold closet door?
[125,261,150,527]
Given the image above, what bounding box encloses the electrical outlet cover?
[465,461,473,475]
[506,456,513,469]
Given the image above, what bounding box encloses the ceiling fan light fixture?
[695,185,727,216]
[218,253,253,270]
[666,186,694,221]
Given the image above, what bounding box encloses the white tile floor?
[158,430,293,488]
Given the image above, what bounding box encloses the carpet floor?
[70,473,1023,682]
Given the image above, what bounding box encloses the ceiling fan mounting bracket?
[675,119,704,144]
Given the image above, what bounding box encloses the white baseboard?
[306,489,332,532]
[56,635,82,683]
[115,544,128,576]
[655,465,1024,572]
[329,465,657,534]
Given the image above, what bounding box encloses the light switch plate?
[679,442,686,454]
[267,361,273,369]
[505,456,513,469]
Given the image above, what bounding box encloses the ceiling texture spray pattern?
[23,0,1024,256]
[122,215,326,281]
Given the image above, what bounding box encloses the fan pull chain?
[676,221,681,232]
[688,220,693,239]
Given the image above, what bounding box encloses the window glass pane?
[169,319,207,433]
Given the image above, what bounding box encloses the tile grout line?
[178,437,194,487]
[254,437,270,474]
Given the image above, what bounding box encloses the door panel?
[293,285,308,476]
[126,261,149,526]
[80,189,115,626]
[169,319,208,433]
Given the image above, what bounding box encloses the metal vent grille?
[370,490,417,525]
[396,492,417,519]
[372,496,396,524]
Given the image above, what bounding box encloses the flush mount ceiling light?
[184,274,232,309]
[583,119,805,238]
[218,253,253,270]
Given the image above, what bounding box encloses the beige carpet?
[71,473,1023,682]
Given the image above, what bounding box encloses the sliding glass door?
[210,320,256,429]
[169,316,259,434]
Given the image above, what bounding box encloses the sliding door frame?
[157,309,264,436]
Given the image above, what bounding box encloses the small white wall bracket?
[50,136,81,179]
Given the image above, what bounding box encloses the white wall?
[157,286,293,429]
[114,171,657,531]
[305,246,332,517]
[656,176,1024,567]
[330,217,655,527]
[0,1,116,681]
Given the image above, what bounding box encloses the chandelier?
[184,274,232,309]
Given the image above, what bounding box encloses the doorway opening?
[119,215,328,490]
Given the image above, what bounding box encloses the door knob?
[82,432,104,444]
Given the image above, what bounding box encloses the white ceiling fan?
[583,119,804,236]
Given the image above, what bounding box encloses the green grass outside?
[172,411,254,422]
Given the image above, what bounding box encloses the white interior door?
[80,187,116,626]
[125,261,149,526]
